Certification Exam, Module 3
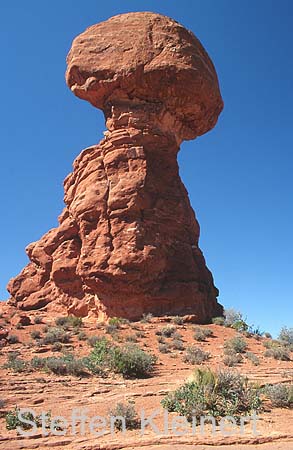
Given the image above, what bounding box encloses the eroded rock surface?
[7,12,223,321]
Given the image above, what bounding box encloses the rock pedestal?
[7,12,224,321]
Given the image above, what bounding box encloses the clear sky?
[1,1,292,337]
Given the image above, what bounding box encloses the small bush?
[7,335,19,344]
[109,401,140,430]
[193,328,207,342]
[3,354,28,373]
[162,368,262,422]
[109,344,157,378]
[30,330,41,340]
[224,336,247,354]
[172,338,184,350]
[184,346,210,365]
[6,407,52,431]
[212,316,225,326]
[264,347,290,361]
[55,315,83,329]
[157,335,165,344]
[158,343,171,353]
[0,399,6,408]
[171,316,184,325]
[44,354,87,376]
[265,384,293,408]
[263,332,272,339]
[279,327,293,346]
[224,309,244,327]
[135,330,146,339]
[140,313,153,323]
[87,335,103,347]
[245,352,260,366]
[223,353,243,367]
[42,327,70,345]
[160,326,176,338]
[78,331,87,341]
[125,334,138,343]
[51,342,62,352]
[106,324,120,334]
[231,320,249,333]
[34,316,42,324]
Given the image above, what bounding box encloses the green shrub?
[224,309,244,327]
[7,335,19,344]
[109,344,157,378]
[231,320,249,332]
[265,384,293,408]
[245,352,260,366]
[224,336,247,354]
[44,354,87,376]
[3,354,28,373]
[193,328,207,342]
[162,368,262,422]
[171,316,184,325]
[212,316,225,326]
[109,401,140,430]
[6,407,51,431]
[184,346,210,365]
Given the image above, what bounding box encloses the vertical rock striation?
[7,12,224,321]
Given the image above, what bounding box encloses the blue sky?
[1,1,292,337]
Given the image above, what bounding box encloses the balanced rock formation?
[7,12,223,322]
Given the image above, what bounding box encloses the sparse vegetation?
[172,338,184,350]
[193,327,213,342]
[6,407,52,431]
[109,401,140,430]
[55,315,83,329]
[140,313,153,323]
[77,331,87,341]
[30,330,41,340]
[42,327,70,345]
[162,368,262,422]
[109,344,157,378]
[223,353,243,367]
[3,353,28,373]
[184,346,210,365]
[212,316,225,326]
[278,327,293,346]
[160,325,177,338]
[158,343,171,353]
[264,347,290,361]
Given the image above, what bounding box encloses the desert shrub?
[44,354,87,376]
[15,323,23,330]
[158,343,171,353]
[125,334,138,343]
[78,331,87,341]
[212,316,225,326]
[6,407,52,431]
[172,338,184,350]
[51,342,62,352]
[140,313,153,323]
[264,347,290,361]
[263,339,281,349]
[135,330,146,338]
[224,336,247,354]
[87,335,103,347]
[3,354,28,373]
[171,316,184,325]
[160,326,176,338]
[224,309,244,327]
[193,328,206,342]
[34,316,42,324]
[265,384,293,408]
[55,315,83,329]
[184,346,210,365]
[30,330,41,340]
[157,335,165,344]
[109,401,140,431]
[42,327,70,345]
[245,352,260,366]
[106,324,120,334]
[7,335,19,344]
[0,399,6,408]
[162,368,262,422]
[263,332,272,339]
[278,327,293,346]
[30,356,47,370]
[232,320,249,333]
[109,344,157,378]
[223,353,243,367]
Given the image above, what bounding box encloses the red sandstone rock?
[6,12,223,322]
